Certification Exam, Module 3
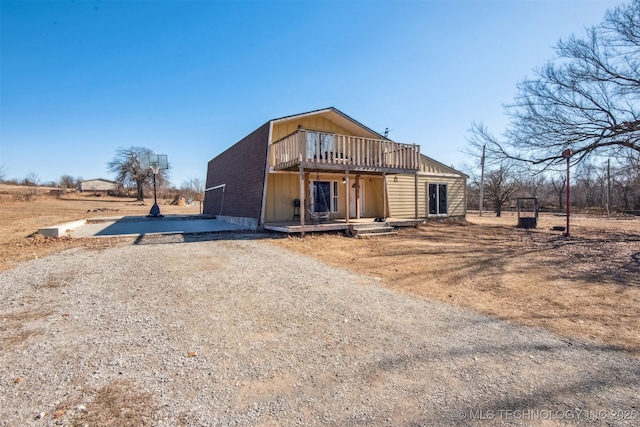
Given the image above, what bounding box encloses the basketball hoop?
[144,154,168,217]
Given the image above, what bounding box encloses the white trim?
[417,172,464,178]
[205,184,226,192]
[310,179,339,213]
[270,109,333,124]
[427,182,448,217]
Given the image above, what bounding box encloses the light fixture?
[393,176,398,183]
[342,177,346,184]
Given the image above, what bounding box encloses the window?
[311,180,338,213]
[428,183,448,216]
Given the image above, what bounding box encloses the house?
[79,178,116,193]
[203,107,467,232]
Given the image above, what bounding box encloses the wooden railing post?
[272,130,420,172]
[299,165,305,235]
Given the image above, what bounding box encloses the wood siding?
[264,173,384,222]
[387,156,467,218]
[363,176,385,218]
[265,173,300,222]
[272,116,352,142]
[387,175,466,218]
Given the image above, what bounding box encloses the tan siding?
[419,155,462,175]
[387,174,467,218]
[272,117,351,142]
[446,177,466,217]
[265,173,387,221]
[265,173,299,222]
[422,176,466,217]
[387,175,418,218]
[364,177,385,218]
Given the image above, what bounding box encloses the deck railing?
[271,130,420,171]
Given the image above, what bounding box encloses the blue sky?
[0,0,623,187]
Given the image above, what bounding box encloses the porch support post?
[299,166,305,236]
[305,172,310,223]
[355,174,361,219]
[414,173,419,219]
[382,173,387,219]
[344,170,350,224]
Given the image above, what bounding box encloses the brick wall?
[203,122,270,220]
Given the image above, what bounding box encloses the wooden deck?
[263,218,424,234]
[270,129,420,173]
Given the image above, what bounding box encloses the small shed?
[79,179,116,193]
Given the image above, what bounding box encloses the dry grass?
[272,213,640,357]
[0,184,200,271]
[71,380,158,427]
[1,184,638,359]
[0,307,55,349]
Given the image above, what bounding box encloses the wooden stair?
[348,222,396,238]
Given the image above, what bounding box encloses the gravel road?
[1,234,639,426]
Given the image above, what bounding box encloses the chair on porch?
[308,202,330,223]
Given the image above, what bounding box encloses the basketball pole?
[145,154,167,218]
[149,170,161,217]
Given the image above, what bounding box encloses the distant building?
[79,178,116,193]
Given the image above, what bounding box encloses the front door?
[349,179,365,218]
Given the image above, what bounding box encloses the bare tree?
[181,176,205,202]
[107,147,169,201]
[24,172,40,194]
[0,164,7,182]
[611,153,640,210]
[470,0,640,171]
[574,162,600,209]
[484,166,519,217]
[549,174,567,211]
[59,175,78,192]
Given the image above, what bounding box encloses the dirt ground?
[272,212,640,358]
[0,185,200,271]
[1,184,639,358]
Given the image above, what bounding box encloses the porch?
[267,129,421,233]
[263,217,424,235]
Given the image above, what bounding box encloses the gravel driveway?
[1,234,638,426]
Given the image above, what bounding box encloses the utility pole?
[479,144,485,216]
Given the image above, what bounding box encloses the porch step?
[348,223,397,238]
[354,230,397,238]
